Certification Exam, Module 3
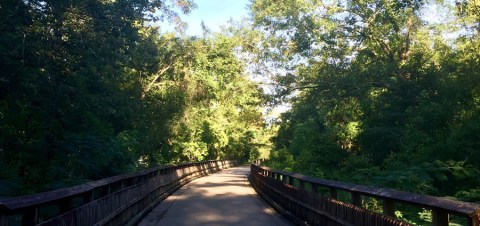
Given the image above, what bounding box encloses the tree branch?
[142,65,171,98]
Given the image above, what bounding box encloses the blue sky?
[159,0,251,36]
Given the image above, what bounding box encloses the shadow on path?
[137,166,293,226]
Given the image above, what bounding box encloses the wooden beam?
[383,199,395,217]
[432,208,449,226]
[330,188,338,199]
[0,214,7,226]
[22,208,37,226]
[299,180,305,190]
[352,192,362,206]
[288,176,294,186]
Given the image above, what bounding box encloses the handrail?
[0,160,236,226]
[250,164,480,226]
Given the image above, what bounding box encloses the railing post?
[121,180,126,190]
[329,188,338,199]
[383,199,395,217]
[351,192,362,206]
[288,176,294,186]
[22,208,38,226]
[432,208,449,226]
[299,180,305,190]
[0,214,6,226]
[59,197,71,213]
[471,213,480,226]
[84,190,94,204]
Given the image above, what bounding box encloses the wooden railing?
[0,160,236,226]
[250,164,480,226]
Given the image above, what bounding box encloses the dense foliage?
[251,0,480,207]
[0,0,270,197]
[1,2,479,223]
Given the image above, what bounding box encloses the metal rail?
[250,164,480,226]
[0,160,236,226]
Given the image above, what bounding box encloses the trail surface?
[137,166,292,226]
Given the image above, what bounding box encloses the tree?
[0,0,196,195]
[252,0,480,203]
[165,33,270,162]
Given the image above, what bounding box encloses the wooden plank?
[468,212,480,226]
[59,197,71,214]
[22,208,37,226]
[471,208,480,226]
[0,165,173,210]
[300,180,305,190]
[0,160,235,226]
[383,199,395,217]
[0,184,92,210]
[432,208,449,226]
[352,192,362,206]
[330,188,338,199]
[0,214,7,226]
[255,165,480,218]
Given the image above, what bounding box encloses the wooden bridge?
[0,160,479,226]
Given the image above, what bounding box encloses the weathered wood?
[0,184,92,210]
[249,167,405,226]
[432,208,449,226]
[311,184,319,194]
[58,198,71,214]
[250,164,480,226]
[351,192,362,206]
[330,188,338,199]
[383,199,395,217]
[471,209,480,226]
[83,191,93,205]
[0,160,236,226]
[0,214,6,226]
[22,208,37,226]
[255,165,480,219]
[299,180,305,190]
[288,176,294,186]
